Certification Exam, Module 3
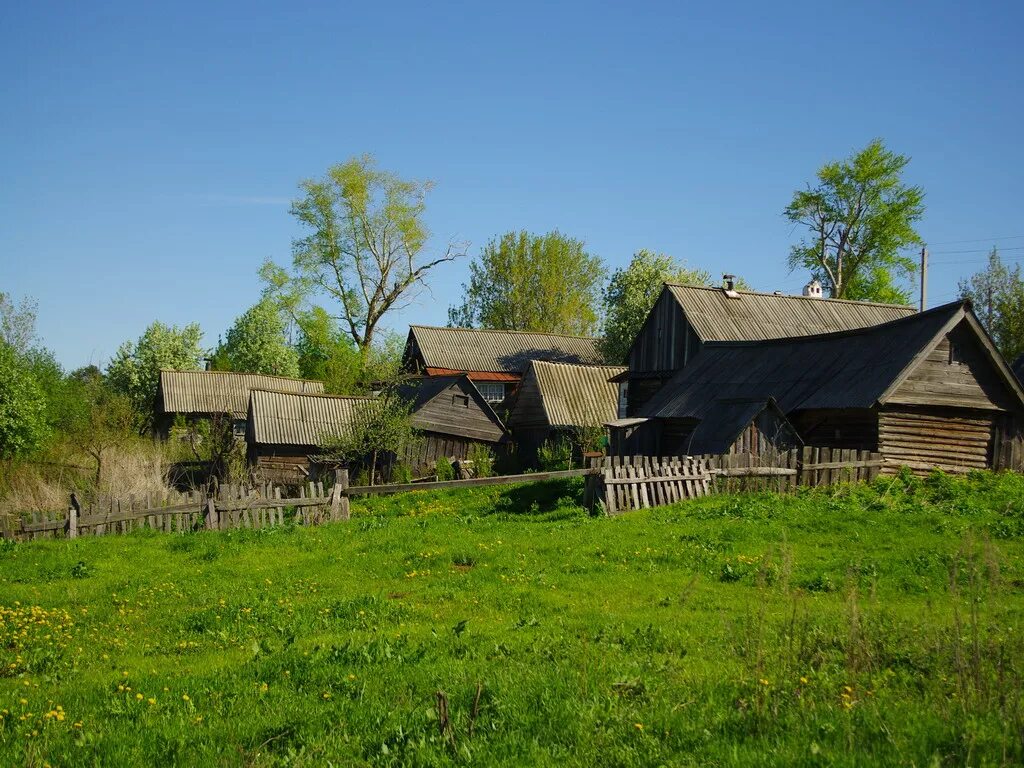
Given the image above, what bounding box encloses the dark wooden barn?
[608,397,802,458]
[156,370,324,437]
[613,301,1024,475]
[245,389,378,483]
[507,361,626,464]
[402,325,603,408]
[395,375,508,475]
[616,283,915,415]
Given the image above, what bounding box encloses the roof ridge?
[249,388,376,400]
[663,282,917,310]
[701,300,967,349]
[410,324,599,341]
[160,369,322,383]
[531,360,626,370]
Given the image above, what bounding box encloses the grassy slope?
[1,472,1023,767]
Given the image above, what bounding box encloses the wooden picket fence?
[1,448,884,539]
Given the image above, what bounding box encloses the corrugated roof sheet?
[665,283,916,342]
[639,302,967,419]
[159,370,324,417]
[529,361,627,428]
[248,389,379,447]
[407,326,603,374]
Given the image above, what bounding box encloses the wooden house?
[394,375,509,474]
[156,370,324,436]
[507,361,626,463]
[246,389,378,483]
[616,282,915,415]
[402,325,603,407]
[611,301,1024,475]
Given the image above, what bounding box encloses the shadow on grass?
[487,477,587,522]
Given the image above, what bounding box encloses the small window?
[477,383,506,402]
[453,394,470,407]
[949,341,964,366]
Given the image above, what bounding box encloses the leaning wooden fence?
[2,448,883,540]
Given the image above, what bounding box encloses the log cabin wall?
[790,409,879,451]
[877,406,994,475]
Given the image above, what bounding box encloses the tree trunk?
[370,449,378,486]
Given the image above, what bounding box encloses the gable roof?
[663,283,916,342]
[247,389,378,447]
[405,325,603,375]
[522,361,627,428]
[159,370,324,417]
[685,398,800,455]
[639,301,1024,419]
[394,375,508,442]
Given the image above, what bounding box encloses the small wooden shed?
[246,389,378,483]
[156,370,324,436]
[507,361,626,464]
[402,325,603,406]
[395,375,509,475]
[626,301,1024,475]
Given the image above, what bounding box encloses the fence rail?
[2,447,883,540]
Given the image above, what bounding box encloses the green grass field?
[1,471,1023,766]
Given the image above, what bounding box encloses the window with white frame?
[477,382,506,402]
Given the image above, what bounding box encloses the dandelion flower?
[634,723,643,730]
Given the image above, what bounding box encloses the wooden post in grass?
[331,468,350,522]
[204,496,219,530]
[67,493,81,539]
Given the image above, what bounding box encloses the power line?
[929,245,1024,256]
[931,253,1024,266]
[928,234,1024,246]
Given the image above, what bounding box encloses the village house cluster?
[154,279,1024,483]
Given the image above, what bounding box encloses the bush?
[435,456,455,481]
[467,443,495,478]
[391,463,413,484]
[537,437,573,471]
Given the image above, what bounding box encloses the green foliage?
[448,230,606,336]
[317,390,418,485]
[293,307,402,394]
[218,299,300,377]
[599,250,715,362]
[958,247,1024,361]
[68,376,136,484]
[536,436,573,471]
[785,138,924,301]
[0,292,39,349]
[0,343,50,458]
[2,473,1024,765]
[106,321,205,425]
[263,155,460,352]
[434,455,455,481]
[466,442,495,478]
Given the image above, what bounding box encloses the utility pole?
[919,246,928,312]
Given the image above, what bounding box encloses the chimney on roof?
[802,279,823,299]
[722,273,736,291]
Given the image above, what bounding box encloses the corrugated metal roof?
[159,370,324,417]
[639,302,967,419]
[248,389,379,447]
[529,361,627,428]
[665,283,916,342]
[407,326,603,374]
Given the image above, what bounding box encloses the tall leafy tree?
[262,155,461,353]
[107,321,204,424]
[218,299,300,377]
[448,230,606,335]
[785,139,924,302]
[0,292,38,349]
[600,250,716,363]
[0,343,50,459]
[958,248,1024,361]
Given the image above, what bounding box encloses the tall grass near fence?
[1,471,1023,765]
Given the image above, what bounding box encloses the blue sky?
[2,0,1022,369]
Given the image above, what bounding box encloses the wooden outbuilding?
[156,370,324,436]
[246,389,378,483]
[402,325,603,407]
[394,375,509,474]
[616,283,915,415]
[613,301,1024,475]
[507,361,626,463]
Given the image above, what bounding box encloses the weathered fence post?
[67,493,81,539]
[204,496,219,530]
[331,469,350,521]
